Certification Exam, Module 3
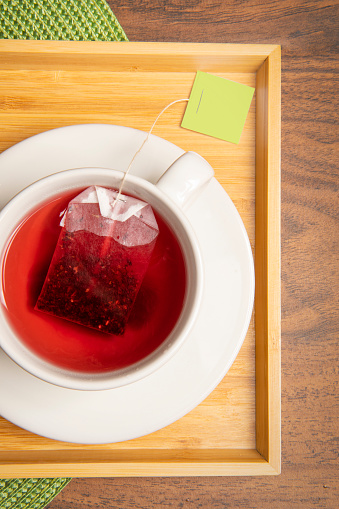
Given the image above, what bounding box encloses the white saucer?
[0,124,254,444]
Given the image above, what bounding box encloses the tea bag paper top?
[60,186,159,247]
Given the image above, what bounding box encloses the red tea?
[1,189,186,373]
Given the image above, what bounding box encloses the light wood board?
[0,41,281,476]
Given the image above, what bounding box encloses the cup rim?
[0,167,204,391]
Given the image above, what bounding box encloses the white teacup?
[0,152,214,390]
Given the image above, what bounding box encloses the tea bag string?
[114,98,190,205]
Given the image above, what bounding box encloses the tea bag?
[35,186,159,335]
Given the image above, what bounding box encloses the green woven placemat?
[0,479,71,509]
[0,1,128,507]
[0,0,128,41]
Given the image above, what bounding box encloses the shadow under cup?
[0,169,203,391]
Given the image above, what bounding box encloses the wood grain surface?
[20,0,339,507]
[0,40,277,477]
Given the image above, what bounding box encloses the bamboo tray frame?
[0,40,281,477]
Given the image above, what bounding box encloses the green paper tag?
[181,71,255,144]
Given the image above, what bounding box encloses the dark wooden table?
[47,1,338,507]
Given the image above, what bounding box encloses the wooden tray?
[0,40,281,477]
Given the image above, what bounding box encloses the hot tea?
[1,189,187,373]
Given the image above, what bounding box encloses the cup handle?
[155,151,214,209]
